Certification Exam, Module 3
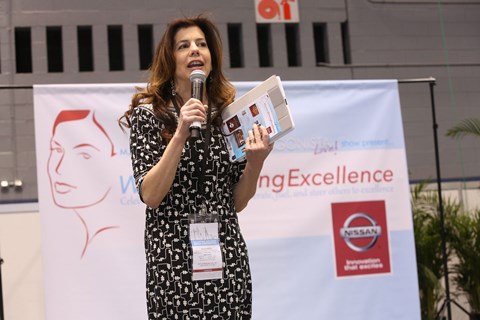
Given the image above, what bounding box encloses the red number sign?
[256,0,298,23]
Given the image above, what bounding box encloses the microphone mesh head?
[189,70,206,82]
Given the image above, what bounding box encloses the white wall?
[0,204,44,320]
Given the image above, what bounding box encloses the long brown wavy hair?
[118,14,236,141]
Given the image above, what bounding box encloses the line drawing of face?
[47,110,116,209]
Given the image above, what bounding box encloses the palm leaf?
[446,118,480,139]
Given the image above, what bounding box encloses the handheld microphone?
[189,70,206,139]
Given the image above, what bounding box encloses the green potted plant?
[448,209,480,320]
[446,117,480,319]
[411,182,452,320]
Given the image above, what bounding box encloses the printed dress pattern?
[130,105,252,320]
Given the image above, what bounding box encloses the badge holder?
[188,203,223,281]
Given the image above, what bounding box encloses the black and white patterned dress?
[129,105,252,320]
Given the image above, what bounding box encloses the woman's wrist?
[244,160,264,178]
[171,129,189,145]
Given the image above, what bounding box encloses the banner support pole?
[399,77,453,320]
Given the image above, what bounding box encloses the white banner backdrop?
[34,80,420,320]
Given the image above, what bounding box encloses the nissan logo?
[340,212,382,252]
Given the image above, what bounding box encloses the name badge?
[189,222,223,281]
